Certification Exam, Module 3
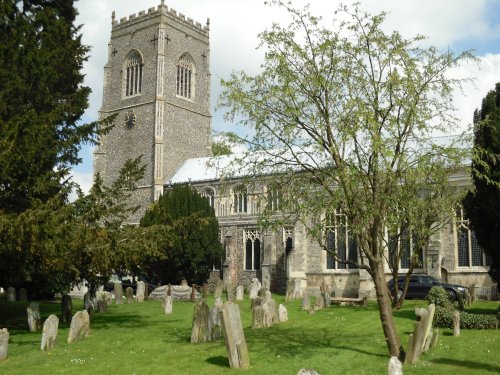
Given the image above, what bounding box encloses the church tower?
[94,1,212,223]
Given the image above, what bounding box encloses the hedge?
[433,306,498,329]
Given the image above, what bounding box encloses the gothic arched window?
[124,50,143,97]
[176,54,194,99]
[233,185,247,213]
[244,229,261,270]
[202,188,215,209]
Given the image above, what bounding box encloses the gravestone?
[236,285,244,301]
[114,283,123,304]
[0,328,8,362]
[388,357,403,375]
[226,283,235,301]
[323,292,331,308]
[286,278,303,301]
[278,304,288,322]
[452,310,460,337]
[83,292,94,314]
[264,290,272,303]
[41,315,59,351]
[214,280,224,299]
[220,301,250,369]
[27,302,42,332]
[97,300,108,313]
[249,278,261,300]
[61,295,72,324]
[126,287,134,303]
[263,298,277,327]
[302,294,310,311]
[406,304,436,364]
[430,328,439,348]
[191,301,210,343]
[162,295,173,315]
[18,288,27,301]
[209,297,223,340]
[251,297,265,329]
[258,287,268,299]
[96,291,112,305]
[315,292,325,310]
[136,281,146,302]
[6,287,15,302]
[67,310,90,344]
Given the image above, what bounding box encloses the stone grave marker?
[315,292,325,310]
[278,304,288,322]
[302,294,310,311]
[83,292,94,314]
[388,357,403,375]
[114,283,123,304]
[67,310,90,344]
[18,288,27,301]
[61,294,72,324]
[126,287,134,303]
[220,301,250,369]
[41,314,59,351]
[263,298,277,327]
[214,280,224,299]
[249,278,261,300]
[406,304,436,364]
[136,281,146,302]
[162,295,173,315]
[191,301,210,343]
[226,283,235,301]
[452,310,460,337]
[27,302,42,332]
[236,285,244,301]
[251,296,265,329]
[209,297,223,340]
[6,287,15,302]
[97,300,108,313]
[0,328,8,362]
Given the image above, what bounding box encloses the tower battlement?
[112,2,209,36]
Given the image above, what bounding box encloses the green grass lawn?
[0,295,498,375]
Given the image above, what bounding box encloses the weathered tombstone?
[97,300,108,313]
[302,294,310,311]
[278,304,288,322]
[406,304,435,364]
[191,301,210,343]
[61,294,72,324]
[226,283,235,301]
[162,295,173,315]
[315,292,325,310]
[264,290,272,303]
[114,283,123,304]
[6,287,15,302]
[209,297,223,340]
[18,288,27,301]
[27,302,42,332]
[388,356,403,375]
[297,369,321,375]
[96,290,113,305]
[251,299,265,329]
[125,287,134,303]
[220,301,250,369]
[249,278,261,300]
[136,281,146,302]
[83,292,94,314]
[236,285,244,301]
[67,310,90,344]
[214,280,224,299]
[257,287,268,299]
[452,310,460,337]
[263,299,277,327]
[430,328,439,348]
[0,328,8,362]
[285,279,294,301]
[323,292,331,308]
[41,315,59,351]
[422,304,435,352]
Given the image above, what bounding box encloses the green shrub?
[427,286,453,308]
[433,306,498,329]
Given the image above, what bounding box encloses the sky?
[71,0,500,194]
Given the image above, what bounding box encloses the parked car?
[103,274,158,294]
[387,274,467,301]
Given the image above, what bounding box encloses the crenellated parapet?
[111,2,209,36]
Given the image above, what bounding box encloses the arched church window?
[456,207,490,267]
[124,50,143,97]
[244,229,261,270]
[202,188,215,208]
[176,54,195,99]
[233,185,247,213]
[325,209,358,270]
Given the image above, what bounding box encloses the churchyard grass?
[0,295,498,374]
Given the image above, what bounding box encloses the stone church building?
[94,2,497,299]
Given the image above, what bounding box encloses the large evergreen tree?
[140,185,223,285]
[464,83,500,283]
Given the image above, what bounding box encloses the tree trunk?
[370,258,402,358]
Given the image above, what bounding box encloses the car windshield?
[420,276,437,285]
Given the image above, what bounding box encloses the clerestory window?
[176,54,194,99]
[325,209,358,269]
[244,229,261,271]
[267,185,282,211]
[124,51,143,97]
[456,207,490,267]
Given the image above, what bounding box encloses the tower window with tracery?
[124,51,143,97]
[176,54,194,99]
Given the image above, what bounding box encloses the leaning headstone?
[297,369,321,375]
[452,310,460,337]
[209,297,223,340]
[67,310,90,344]
[388,356,403,375]
[406,304,435,364]
[18,288,28,301]
[249,278,261,300]
[214,280,224,299]
[27,302,42,332]
[114,283,123,304]
[278,304,288,322]
[6,287,15,302]
[41,315,59,351]
[136,281,146,302]
[236,285,244,301]
[191,301,210,343]
[61,294,72,324]
[220,301,250,369]
[83,292,94,314]
[125,287,134,303]
[97,300,108,313]
[0,328,8,362]
[162,295,173,315]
